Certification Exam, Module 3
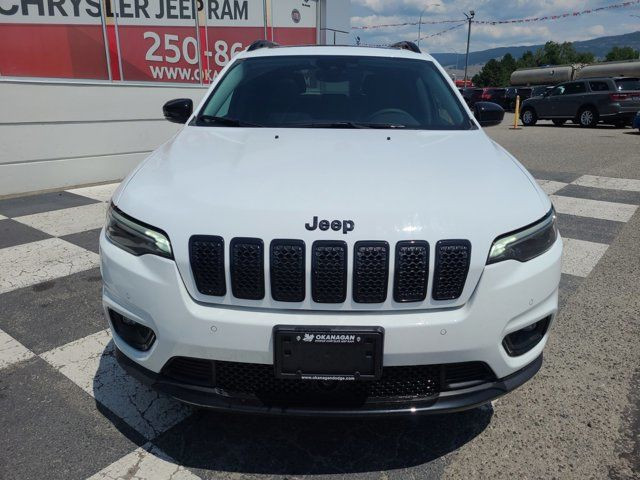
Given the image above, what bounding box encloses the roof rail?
[390,41,421,54]
[247,40,279,52]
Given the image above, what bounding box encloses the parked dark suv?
[520,77,640,128]
[505,87,533,111]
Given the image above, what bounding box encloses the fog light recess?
[109,309,156,351]
[502,316,551,357]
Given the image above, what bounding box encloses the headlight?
[487,209,557,265]
[105,204,173,259]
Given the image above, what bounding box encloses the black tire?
[613,120,627,129]
[552,119,566,126]
[521,108,537,126]
[577,106,599,128]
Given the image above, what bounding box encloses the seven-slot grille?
[189,237,472,303]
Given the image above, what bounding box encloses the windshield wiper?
[195,115,263,127]
[280,121,406,129]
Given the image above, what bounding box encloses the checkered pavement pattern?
[1,173,639,479]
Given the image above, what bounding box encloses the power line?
[353,0,640,30]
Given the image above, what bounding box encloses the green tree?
[605,46,640,61]
[534,41,595,66]
[472,58,503,87]
[472,41,597,87]
[517,51,536,69]
[500,53,517,85]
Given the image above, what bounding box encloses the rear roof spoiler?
[389,41,421,54]
[247,40,280,52]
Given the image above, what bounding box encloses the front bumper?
[100,230,561,411]
[116,346,543,416]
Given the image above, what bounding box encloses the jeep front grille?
[270,240,306,302]
[432,240,471,300]
[353,241,389,303]
[311,241,348,303]
[189,237,472,304]
[394,241,429,302]
[189,235,226,296]
[230,238,265,300]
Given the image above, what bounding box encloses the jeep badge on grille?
[305,216,354,234]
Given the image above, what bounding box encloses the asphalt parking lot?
[1,115,639,479]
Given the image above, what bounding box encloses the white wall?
[0,80,207,196]
[320,0,351,45]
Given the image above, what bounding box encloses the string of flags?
[474,0,640,25]
[352,19,465,30]
[352,0,640,30]
[414,23,467,43]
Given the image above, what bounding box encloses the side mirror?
[163,98,193,124]
[474,101,505,127]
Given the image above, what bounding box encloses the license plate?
[273,326,384,381]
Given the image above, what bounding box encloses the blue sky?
[350,1,640,53]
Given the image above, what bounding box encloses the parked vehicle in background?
[520,77,640,128]
[505,87,533,111]
[461,87,476,106]
[464,88,507,108]
[530,85,553,98]
[633,111,640,132]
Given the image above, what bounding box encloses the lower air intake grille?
[162,357,213,387]
[160,357,496,407]
[353,241,389,303]
[270,240,306,302]
[312,241,347,303]
[230,238,265,300]
[394,241,429,302]
[432,240,471,300]
[189,235,226,296]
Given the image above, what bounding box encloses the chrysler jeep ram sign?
[0,0,317,82]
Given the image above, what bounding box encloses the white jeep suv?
[100,41,562,415]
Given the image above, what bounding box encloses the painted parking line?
[40,330,191,440]
[0,329,34,370]
[86,443,200,480]
[67,183,120,203]
[561,237,609,278]
[550,195,637,223]
[14,202,109,237]
[0,238,99,294]
[536,180,569,195]
[573,175,640,192]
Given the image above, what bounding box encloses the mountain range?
[431,30,640,67]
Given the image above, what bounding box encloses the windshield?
[195,55,473,130]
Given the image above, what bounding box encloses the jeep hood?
[115,127,550,311]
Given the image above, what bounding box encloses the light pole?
[463,10,475,86]
[417,4,441,47]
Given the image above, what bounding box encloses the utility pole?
[463,10,475,86]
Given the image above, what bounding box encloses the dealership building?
[0,0,350,195]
